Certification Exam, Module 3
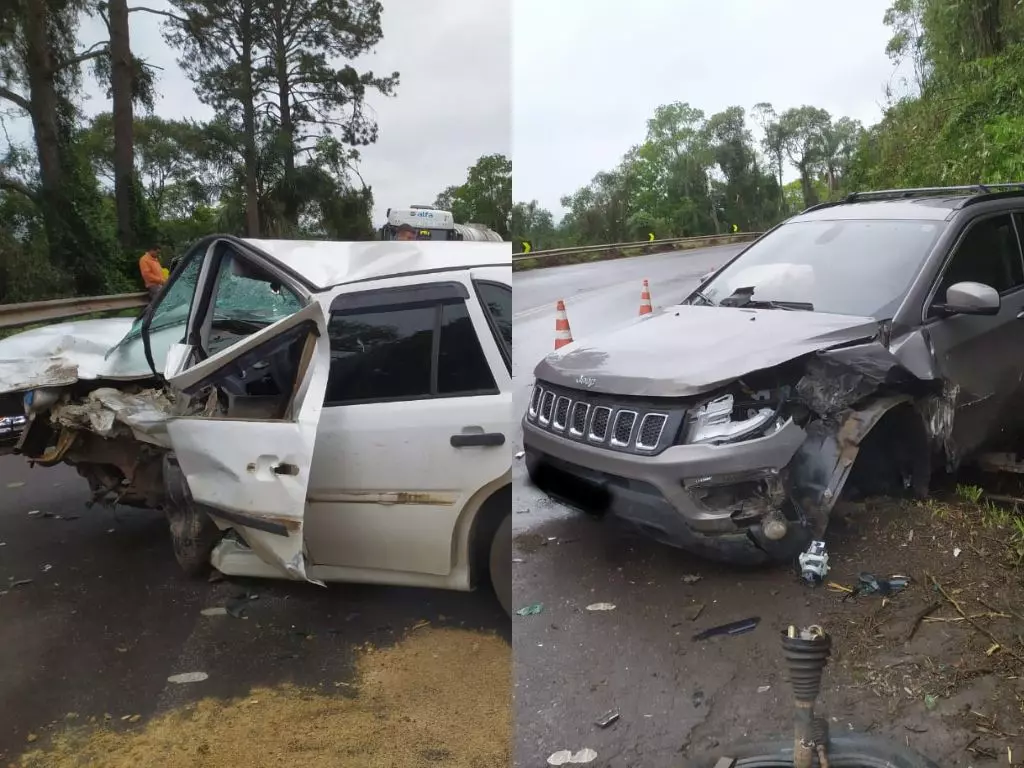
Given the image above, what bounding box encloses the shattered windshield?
[211,256,302,327]
[696,219,945,319]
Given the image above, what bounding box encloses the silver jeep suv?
[523,184,1024,564]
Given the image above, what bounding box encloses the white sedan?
[0,236,513,615]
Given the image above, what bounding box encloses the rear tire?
[489,514,512,617]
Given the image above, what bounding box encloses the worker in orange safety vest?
[139,245,166,300]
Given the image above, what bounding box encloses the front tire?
[489,514,512,617]
[163,455,220,577]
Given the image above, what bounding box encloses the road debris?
[585,602,616,612]
[7,481,24,488]
[225,592,259,619]
[10,578,33,588]
[905,601,940,642]
[693,616,760,641]
[953,547,962,558]
[757,685,771,693]
[515,451,524,459]
[681,574,702,584]
[41,564,52,573]
[547,748,598,765]
[516,603,544,616]
[167,672,209,684]
[842,573,909,600]
[798,540,830,584]
[200,607,228,617]
[594,710,620,728]
[685,603,705,621]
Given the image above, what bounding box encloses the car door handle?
[450,432,506,448]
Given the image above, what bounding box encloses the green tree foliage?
[849,0,1024,191]
[526,100,852,249]
[433,154,512,239]
[0,0,415,304]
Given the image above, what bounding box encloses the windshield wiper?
[690,288,715,306]
[719,286,813,312]
[743,299,814,312]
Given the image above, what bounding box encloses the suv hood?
[0,318,136,395]
[533,305,881,397]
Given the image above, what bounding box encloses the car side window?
[474,280,511,371]
[933,214,1024,313]
[325,297,498,406]
[205,250,303,356]
[438,302,498,394]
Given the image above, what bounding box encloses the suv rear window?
[698,219,945,319]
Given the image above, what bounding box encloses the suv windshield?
[695,219,946,318]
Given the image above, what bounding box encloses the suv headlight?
[686,393,776,445]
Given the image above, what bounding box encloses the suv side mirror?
[939,281,1001,316]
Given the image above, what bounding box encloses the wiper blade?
[691,289,715,306]
[744,299,814,312]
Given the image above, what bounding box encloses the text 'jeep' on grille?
[523,184,1024,565]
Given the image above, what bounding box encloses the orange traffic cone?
[639,279,653,315]
[554,300,574,349]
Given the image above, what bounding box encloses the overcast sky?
[513,0,910,217]
[5,0,511,226]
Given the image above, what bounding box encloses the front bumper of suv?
[521,406,810,562]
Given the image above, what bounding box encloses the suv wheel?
[489,514,511,617]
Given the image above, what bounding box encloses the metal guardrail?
[0,233,762,330]
[0,292,148,330]
[513,232,763,262]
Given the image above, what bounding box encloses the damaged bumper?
[522,413,811,560]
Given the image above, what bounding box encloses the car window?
[128,253,203,339]
[932,214,1024,312]
[438,302,498,394]
[698,219,945,319]
[325,298,498,406]
[206,252,303,356]
[474,280,511,370]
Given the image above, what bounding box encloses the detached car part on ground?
[524,185,1024,564]
[0,235,513,616]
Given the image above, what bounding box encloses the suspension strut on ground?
[782,624,832,768]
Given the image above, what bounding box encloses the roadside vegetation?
[512,0,1024,253]
[0,1,511,306]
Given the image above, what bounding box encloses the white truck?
[381,205,503,242]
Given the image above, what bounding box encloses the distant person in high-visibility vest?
[648,232,655,242]
[138,245,166,300]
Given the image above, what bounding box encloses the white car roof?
[241,238,511,291]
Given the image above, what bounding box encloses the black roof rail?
[844,185,994,203]
[799,199,845,214]
[958,184,1024,208]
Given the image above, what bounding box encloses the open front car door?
[164,301,329,583]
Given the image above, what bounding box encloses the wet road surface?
[0,456,508,763]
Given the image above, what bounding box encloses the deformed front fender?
[788,394,917,536]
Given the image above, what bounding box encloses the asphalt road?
[0,455,508,763]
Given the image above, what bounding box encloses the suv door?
[151,241,329,582]
[303,272,511,576]
[924,212,1024,458]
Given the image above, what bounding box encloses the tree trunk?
[974,0,1001,57]
[108,0,136,253]
[239,0,260,237]
[274,1,297,231]
[23,0,62,197]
